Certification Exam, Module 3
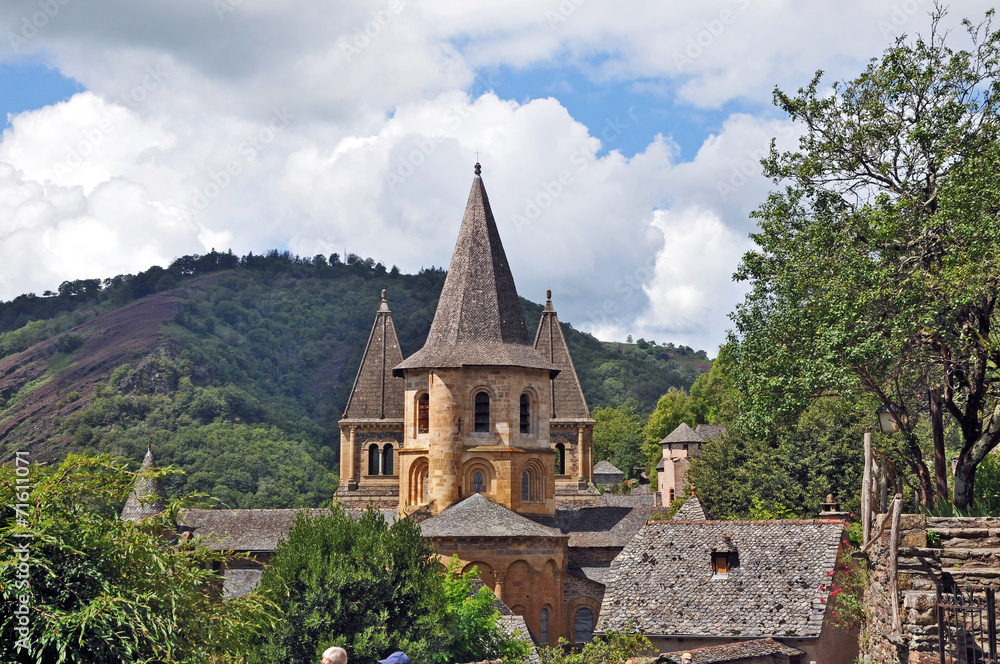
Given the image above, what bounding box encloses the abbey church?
[334,162,595,515]
[128,163,854,658]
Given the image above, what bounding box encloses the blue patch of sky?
[0,61,84,129]
[470,62,774,162]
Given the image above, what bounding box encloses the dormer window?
[710,536,737,579]
[712,553,729,577]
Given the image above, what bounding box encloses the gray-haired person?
[322,646,347,664]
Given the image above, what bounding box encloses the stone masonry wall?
[860,515,1000,664]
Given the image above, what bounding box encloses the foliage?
[3,248,711,506]
[689,397,867,518]
[827,545,871,630]
[248,508,524,664]
[730,8,1000,507]
[0,454,274,664]
[592,406,646,479]
[537,631,652,664]
[644,388,695,447]
[688,344,739,426]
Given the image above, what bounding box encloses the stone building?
[597,517,858,664]
[335,163,594,513]
[593,460,625,487]
[658,423,726,506]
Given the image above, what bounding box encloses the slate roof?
[695,424,727,441]
[553,507,658,548]
[121,447,168,521]
[343,290,405,420]
[660,422,703,445]
[659,638,805,664]
[534,291,590,419]
[420,493,565,539]
[593,460,624,475]
[222,568,263,599]
[673,496,712,521]
[179,508,396,551]
[395,166,558,376]
[597,520,844,638]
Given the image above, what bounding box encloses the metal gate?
[937,583,997,664]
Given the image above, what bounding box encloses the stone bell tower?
[394,163,560,516]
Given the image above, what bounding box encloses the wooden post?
[888,493,903,634]
[862,429,872,546]
[879,459,889,513]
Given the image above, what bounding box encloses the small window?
[683,443,688,451]
[473,471,485,493]
[368,444,380,475]
[474,392,490,432]
[382,444,394,476]
[521,471,530,502]
[555,443,566,475]
[574,607,594,643]
[712,553,730,577]
[520,394,530,433]
[669,487,675,503]
[539,607,550,645]
[417,393,429,434]
[423,471,429,503]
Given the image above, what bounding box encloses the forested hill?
[0,250,710,507]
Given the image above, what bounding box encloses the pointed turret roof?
[673,495,712,521]
[121,447,168,521]
[534,290,590,419]
[660,422,703,445]
[395,164,558,376]
[343,290,405,420]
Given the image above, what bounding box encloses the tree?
[688,345,739,426]
[248,507,526,664]
[644,388,695,446]
[592,406,646,478]
[731,7,1000,507]
[0,454,273,664]
[688,398,867,518]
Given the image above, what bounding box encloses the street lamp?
[876,404,907,434]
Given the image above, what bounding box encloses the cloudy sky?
[0,0,991,354]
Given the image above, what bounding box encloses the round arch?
[461,459,497,497]
[408,456,430,506]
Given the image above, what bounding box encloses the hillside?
[0,251,709,507]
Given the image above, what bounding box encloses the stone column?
[341,425,358,490]
[428,370,461,513]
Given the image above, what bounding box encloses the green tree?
[644,388,695,446]
[592,406,646,478]
[689,398,867,518]
[0,454,273,664]
[731,8,1000,507]
[249,507,525,664]
[537,631,652,664]
[688,346,738,426]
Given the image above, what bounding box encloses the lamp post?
[876,404,907,434]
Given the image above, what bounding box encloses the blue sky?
[0,0,991,353]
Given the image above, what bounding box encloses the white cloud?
[0,0,992,354]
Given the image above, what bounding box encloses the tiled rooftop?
[658,637,805,664]
[597,520,844,638]
[420,493,565,538]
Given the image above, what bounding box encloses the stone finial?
[546,289,552,302]
[474,162,481,176]
[381,288,386,301]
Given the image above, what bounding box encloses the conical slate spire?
[121,447,168,521]
[395,165,558,375]
[534,290,590,419]
[344,290,405,419]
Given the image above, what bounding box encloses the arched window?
[519,393,530,433]
[521,471,530,502]
[368,444,380,475]
[382,444,394,476]
[423,471,429,503]
[574,607,594,643]
[474,391,490,432]
[555,443,566,475]
[417,393,429,434]
[473,471,485,493]
[539,607,550,645]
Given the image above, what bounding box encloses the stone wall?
[860,515,1000,664]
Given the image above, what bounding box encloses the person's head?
[681,653,693,664]
[322,646,347,664]
[378,652,410,664]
